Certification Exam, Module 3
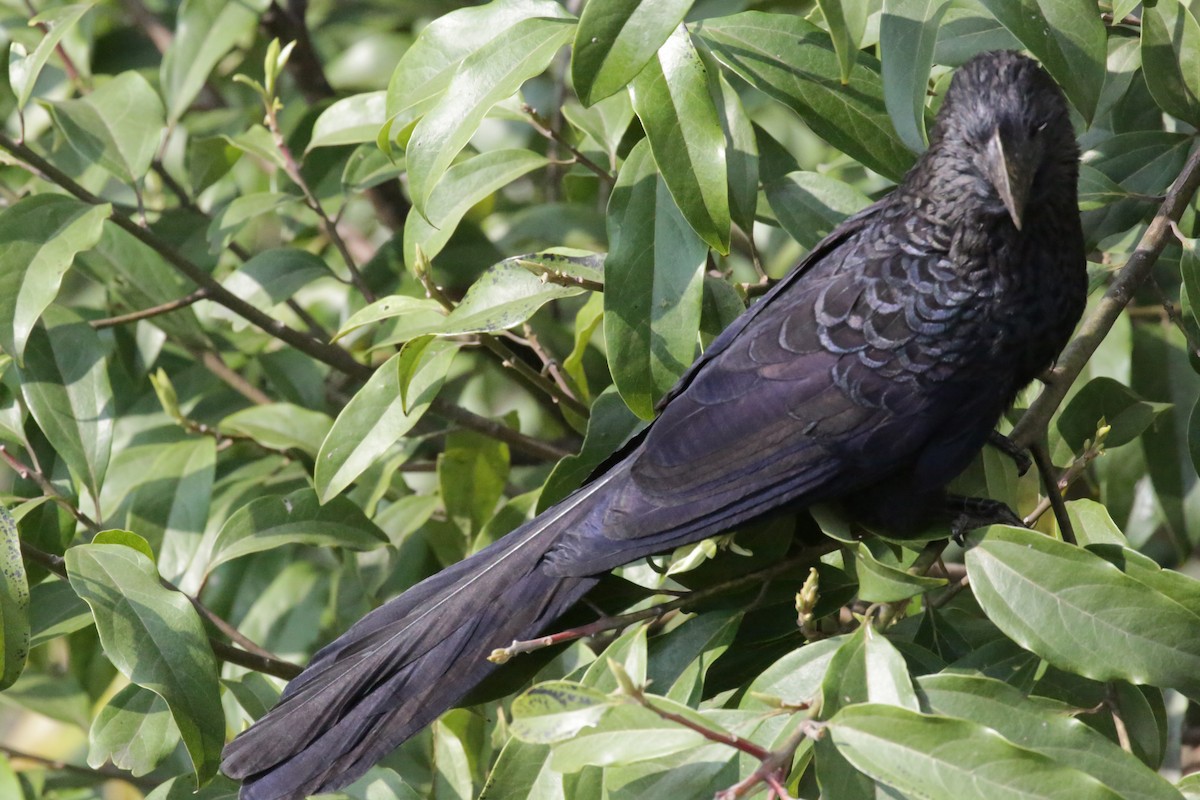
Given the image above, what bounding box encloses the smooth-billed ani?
[222,49,1086,799]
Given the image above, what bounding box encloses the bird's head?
[927,51,1077,230]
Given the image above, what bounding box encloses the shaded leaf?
[879,0,948,152]
[1141,0,1200,126]
[66,543,223,783]
[572,0,692,106]
[89,684,181,777]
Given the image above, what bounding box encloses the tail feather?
[221,480,609,800]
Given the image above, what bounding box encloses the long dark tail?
[221,480,608,800]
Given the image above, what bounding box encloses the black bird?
[222,50,1085,799]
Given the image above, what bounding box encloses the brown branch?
[90,288,208,329]
[524,104,615,184]
[1011,139,1200,449]
[1,744,156,789]
[1028,442,1076,544]
[715,721,815,800]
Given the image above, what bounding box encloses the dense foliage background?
[1,0,1199,798]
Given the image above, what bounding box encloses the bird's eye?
[1030,121,1048,137]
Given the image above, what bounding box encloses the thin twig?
[715,721,816,800]
[90,289,208,329]
[489,541,839,662]
[1011,139,1200,449]
[524,104,615,184]
[0,446,99,532]
[1,744,155,789]
[1027,442,1077,544]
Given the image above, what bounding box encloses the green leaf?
[406,16,574,214]
[879,0,949,152]
[764,171,871,250]
[207,193,296,254]
[828,704,1125,800]
[216,248,332,316]
[539,388,644,511]
[696,11,914,181]
[65,543,223,784]
[0,195,110,363]
[0,504,29,690]
[848,541,947,603]
[711,69,758,236]
[572,0,693,106]
[309,91,387,149]
[315,343,459,501]
[1057,377,1172,451]
[742,635,845,709]
[976,0,1107,121]
[28,578,92,647]
[604,140,707,419]
[435,253,596,337]
[403,148,550,269]
[160,0,272,122]
[44,71,165,183]
[16,307,113,499]
[629,25,730,253]
[89,684,181,777]
[8,3,93,111]
[439,429,509,537]
[918,674,1185,800]
[966,526,1200,698]
[817,623,920,798]
[384,0,573,136]
[207,488,388,572]
[510,681,614,744]
[125,439,216,584]
[220,403,333,457]
[334,295,447,344]
[816,0,869,83]
[1141,0,1200,126]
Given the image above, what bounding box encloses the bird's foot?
[987,431,1031,476]
[946,495,1025,544]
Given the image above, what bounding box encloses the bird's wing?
[545,200,981,574]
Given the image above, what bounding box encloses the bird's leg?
[986,430,1031,475]
[945,494,1026,544]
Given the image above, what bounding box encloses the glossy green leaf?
[309,91,387,149]
[404,148,550,269]
[977,0,1107,121]
[8,4,93,111]
[510,681,614,744]
[918,674,1184,800]
[207,193,296,253]
[405,16,574,214]
[384,0,572,135]
[0,195,110,363]
[216,248,332,315]
[0,504,29,690]
[764,171,871,250]
[604,140,707,419]
[572,0,693,106]
[161,0,271,122]
[696,12,914,181]
[829,704,1125,799]
[66,543,223,783]
[710,69,758,237]
[967,526,1200,698]
[1141,0,1200,126]
[89,684,180,777]
[439,429,509,537]
[816,0,869,83]
[45,71,165,183]
[630,25,729,253]
[220,403,333,457]
[436,253,596,336]
[849,542,947,603]
[17,307,113,499]
[125,439,215,584]
[1057,377,1172,451]
[315,343,459,501]
[742,635,846,709]
[28,578,91,647]
[207,488,388,572]
[879,0,949,152]
[334,295,447,344]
